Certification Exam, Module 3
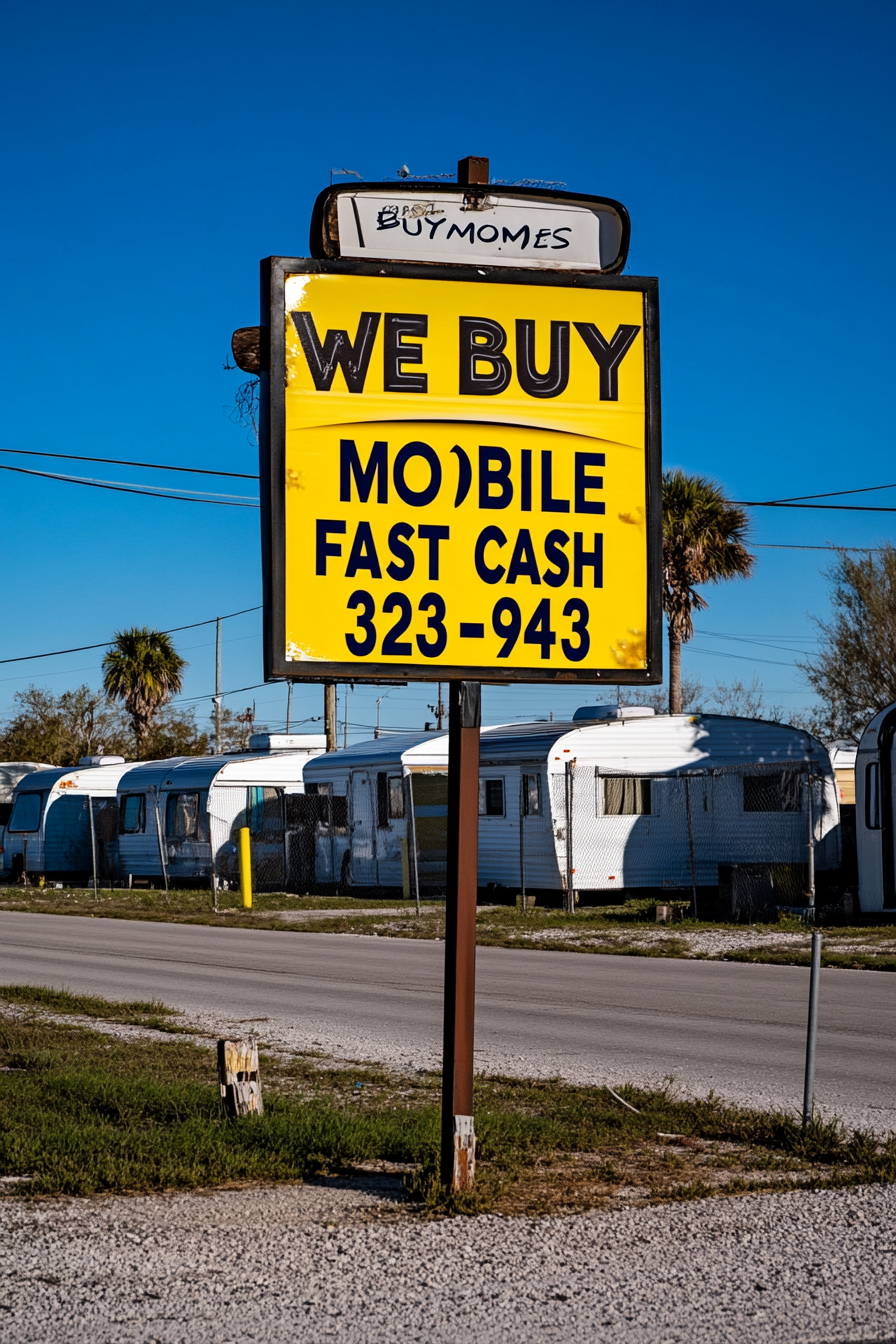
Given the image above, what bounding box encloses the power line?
[10,468,256,502]
[0,606,262,666]
[0,446,257,480]
[688,644,801,668]
[0,463,259,507]
[693,631,815,656]
[766,482,896,504]
[753,543,886,551]
[734,497,896,513]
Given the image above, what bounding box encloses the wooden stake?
[217,1038,263,1118]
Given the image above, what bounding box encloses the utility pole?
[286,682,293,735]
[375,691,390,739]
[428,682,446,730]
[324,681,337,752]
[343,685,350,749]
[440,680,480,1191]
[214,617,222,754]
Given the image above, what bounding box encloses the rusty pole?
[440,680,481,1190]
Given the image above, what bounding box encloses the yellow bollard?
[239,826,253,908]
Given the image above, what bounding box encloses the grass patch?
[0,984,185,1033]
[1,990,893,1214]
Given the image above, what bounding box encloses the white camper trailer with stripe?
[115,735,326,890]
[4,757,139,883]
[0,763,54,878]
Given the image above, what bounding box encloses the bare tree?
[799,545,896,740]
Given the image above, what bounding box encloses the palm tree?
[662,470,754,714]
[102,628,187,753]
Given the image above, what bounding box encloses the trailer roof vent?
[78,755,127,766]
[248,733,328,752]
[572,705,656,723]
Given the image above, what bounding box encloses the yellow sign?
[265,262,660,683]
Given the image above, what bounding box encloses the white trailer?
[301,731,449,891]
[305,709,841,903]
[475,710,840,900]
[115,734,326,890]
[0,763,54,878]
[4,756,139,883]
[856,703,896,912]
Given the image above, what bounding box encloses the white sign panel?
[335,191,622,271]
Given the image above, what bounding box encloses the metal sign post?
[441,680,481,1190]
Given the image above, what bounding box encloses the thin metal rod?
[441,680,480,1190]
[807,766,816,914]
[802,930,822,1128]
[88,796,99,900]
[684,775,699,919]
[208,798,218,912]
[564,761,575,913]
[154,795,170,897]
[519,773,526,907]
[407,773,421,917]
[215,617,222,754]
[328,794,336,889]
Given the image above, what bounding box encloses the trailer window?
[0,803,12,827]
[8,791,44,832]
[523,773,542,816]
[377,773,405,826]
[866,762,881,830]
[311,789,348,833]
[119,794,145,834]
[602,777,652,816]
[479,779,505,816]
[248,786,283,835]
[743,773,801,813]
[166,791,200,839]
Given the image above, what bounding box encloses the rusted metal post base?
[440,680,480,1191]
[217,1038,263,1118]
[450,1114,476,1189]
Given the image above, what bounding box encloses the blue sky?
[2,0,894,741]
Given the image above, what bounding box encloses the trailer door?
[350,771,377,885]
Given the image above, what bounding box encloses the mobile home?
[4,756,138,883]
[301,731,449,891]
[310,709,841,903]
[475,710,840,900]
[115,734,326,890]
[856,703,896,912]
[0,763,54,878]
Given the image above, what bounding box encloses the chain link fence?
[202,758,838,914]
[519,759,837,919]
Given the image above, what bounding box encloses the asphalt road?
[1,911,893,1131]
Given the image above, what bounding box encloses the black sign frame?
[259,256,661,688]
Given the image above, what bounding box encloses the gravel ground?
[475,925,896,960]
[1,1182,893,1342]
